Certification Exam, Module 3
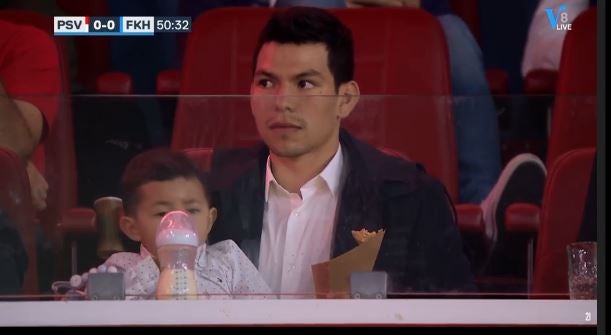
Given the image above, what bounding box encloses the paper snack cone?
[312,230,385,299]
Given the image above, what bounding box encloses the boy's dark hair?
[252,6,354,90]
[120,148,210,215]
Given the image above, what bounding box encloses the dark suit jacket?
[208,129,476,293]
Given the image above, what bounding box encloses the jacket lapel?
[236,163,265,267]
[331,130,385,258]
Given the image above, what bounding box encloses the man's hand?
[26,161,49,211]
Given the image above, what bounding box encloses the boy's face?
[120,177,217,259]
[250,42,359,159]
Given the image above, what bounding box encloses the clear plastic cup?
[567,241,597,300]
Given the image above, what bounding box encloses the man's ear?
[206,207,218,237]
[119,215,141,242]
[337,80,360,120]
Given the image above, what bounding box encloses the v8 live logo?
[545,5,572,31]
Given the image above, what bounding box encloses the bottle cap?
[155,210,199,247]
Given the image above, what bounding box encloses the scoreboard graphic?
[53,16,192,36]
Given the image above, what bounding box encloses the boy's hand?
[70,264,120,289]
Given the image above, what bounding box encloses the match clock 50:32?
[155,17,192,33]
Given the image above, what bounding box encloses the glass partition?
[0,94,597,303]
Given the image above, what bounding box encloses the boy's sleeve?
[224,240,274,299]
[104,252,159,299]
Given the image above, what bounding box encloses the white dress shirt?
[102,240,272,299]
[258,145,345,297]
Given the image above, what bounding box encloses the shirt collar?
[318,144,344,198]
[264,144,344,201]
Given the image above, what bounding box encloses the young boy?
[85,148,272,299]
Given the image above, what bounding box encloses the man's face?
[127,177,215,258]
[251,42,355,158]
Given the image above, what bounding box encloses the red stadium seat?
[529,148,595,295]
[156,69,181,95]
[96,72,133,95]
[502,149,595,294]
[546,7,597,168]
[485,68,509,96]
[183,147,215,172]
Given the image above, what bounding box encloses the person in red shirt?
[0,19,61,211]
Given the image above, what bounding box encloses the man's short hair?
[252,6,354,90]
[120,148,210,215]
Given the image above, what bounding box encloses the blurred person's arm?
[1,22,62,212]
[0,81,48,211]
[0,81,42,159]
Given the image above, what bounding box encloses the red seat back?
[172,7,458,199]
[547,8,597,168]
[183,147,215,172]
[56,0,110,92]
[532,148,595,294]
[96,72,133,94]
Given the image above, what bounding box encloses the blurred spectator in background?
[521,0,591,78]
[0,19,61,212]
[478,0,537,93]
[0,19,61,294]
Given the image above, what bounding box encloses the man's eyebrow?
[253,69,324,80]
[294,70,324,79]
[253,70,278,79]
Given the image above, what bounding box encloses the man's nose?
[274,86,297,113]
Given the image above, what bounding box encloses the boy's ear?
[206,207,218,236]
[119,215,141,242]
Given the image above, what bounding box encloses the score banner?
[54,16,191,36]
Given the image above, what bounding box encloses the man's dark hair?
[252,6,354,90]
[120,148,210,215]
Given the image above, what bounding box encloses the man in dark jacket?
[208,6,475,295]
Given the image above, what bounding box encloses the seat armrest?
[58,207,96,235]
[456,204,484,235]
[505,203,540,234]
[96,72,133,94]
[486,68,509,95]
[156,69,181,95]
